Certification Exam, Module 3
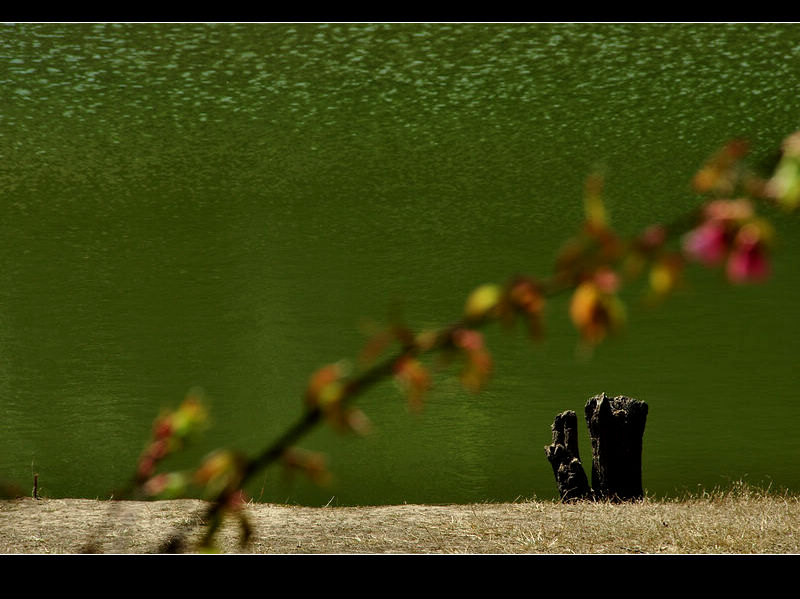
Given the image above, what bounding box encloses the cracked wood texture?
[544,410,592,501]
[585,393,648,501]
[545,393,648,502]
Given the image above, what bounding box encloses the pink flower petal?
[683,221,728,266]
[727,241,770,284]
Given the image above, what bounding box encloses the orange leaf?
[394,356,431,412]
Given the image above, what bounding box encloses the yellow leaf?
[464,284,502,321]
[584,173,608,230]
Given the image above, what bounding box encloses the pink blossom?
[683,220,728,266]
[452,329,484,352]
[726,226,770,284]
[704,198,753,222]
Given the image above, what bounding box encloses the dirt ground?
[3,489,800,554]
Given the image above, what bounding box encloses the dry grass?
[2,482,799,554]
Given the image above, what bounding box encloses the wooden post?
[545,393,648,502]
[585,393,648,501]
[544,410,592,501]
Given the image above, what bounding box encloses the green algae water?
[2,23,800,505]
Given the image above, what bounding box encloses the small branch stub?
[545,393,648,502]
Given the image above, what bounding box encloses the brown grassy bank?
[2,484,799,554]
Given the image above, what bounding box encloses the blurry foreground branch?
[114,131,800,553]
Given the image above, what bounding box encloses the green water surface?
[1,23,800,505]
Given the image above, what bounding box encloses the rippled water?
[2,23,800,504]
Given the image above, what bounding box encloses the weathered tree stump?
[545,393,648,502]
[544,410,593,501]
[586,393,648,501]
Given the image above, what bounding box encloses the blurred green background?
[1,22,799,504]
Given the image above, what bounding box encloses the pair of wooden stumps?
[545,393,648,502]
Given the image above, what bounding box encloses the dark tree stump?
[585,393,648,501]
[544,410,592,501]
[545,393,648,502]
